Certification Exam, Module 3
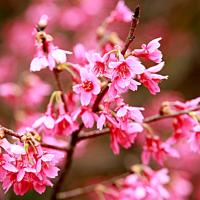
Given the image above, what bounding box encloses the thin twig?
[1,105,200,151]
[57,172,129,199]
[78,128,110,141]
[121,6,140,56]
[144,105,200,123]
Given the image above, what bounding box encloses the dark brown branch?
[57,172,129,199]
[41,143,69,152]
[78,128,110,141]
[0,125,21,140]
[121,6,140,56]
[92,85,109,112]
[51,124,84,200]
[52,83,109,199]
[1,105,200,151]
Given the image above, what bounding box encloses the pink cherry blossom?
[87,52,109,76]
[142,136,179,165]
[138,62,168,95]
[30,43,72,72]
[73,68,101,106]
[81,109,97,128]
[101,166,170,200]
[107,0,133,23]
[32,103,55,131]
[108,53,144,97]
[54,103,79,136]
[116,104,144,123]
[133,38,163,63]
[0,139,59,195]
[110,122,143,154]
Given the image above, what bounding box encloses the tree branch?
[121,6,140,56]
[51,83,109,199]
[57,172,129,199]
[144,105,200,123]
[1,105,199,151]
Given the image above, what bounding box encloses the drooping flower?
[138,62,168,95]
[32,103,55,131]
[133,37,163,63]
[30,15,72,72]
[54,103,79,136]
[142,136,179,165]
[30,41,72,72]
[110,122,143,155]
[73,68,101,106]
[107,0,133,23]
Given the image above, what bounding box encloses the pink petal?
[80,91,92,106]
[17,169,25,182]
[3,163,18,172]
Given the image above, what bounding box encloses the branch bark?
[121,6,140,56]
[57,172,129,199]
[51,83,109,199]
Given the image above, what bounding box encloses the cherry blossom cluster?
[0,0,199,199]
[30,5,167,156]
[141,97,200,166]
[0,131,59,195]
[98,165,192,200]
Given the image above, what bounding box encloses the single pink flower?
[138,62,168,95]
[110,122,143,155]
[87,52,109,76]
[107,0,133,23]
[142,136,179,165]
[108,53,144,97]
[133,37,163,63]
[32,103,55,130]
[73,68,101,106]
[55,103,79,136]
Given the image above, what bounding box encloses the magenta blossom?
[73,68,101,106]
[110,122,143,155]
[107,0,133,23]
[87,52,109,77]
[101,166,170,200]
[142,136,179,165]
[55,103,79,136]
[138,62,168,95]
[133,38,163,63]
[0,142,59,195]
[108,53,144,97]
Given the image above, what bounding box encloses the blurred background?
[0,0,199,199]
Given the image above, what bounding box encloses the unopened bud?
[38,15,48,30]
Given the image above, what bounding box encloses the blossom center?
[82,80,94,92]
[94,61,105,73]
[117,62,130,78]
